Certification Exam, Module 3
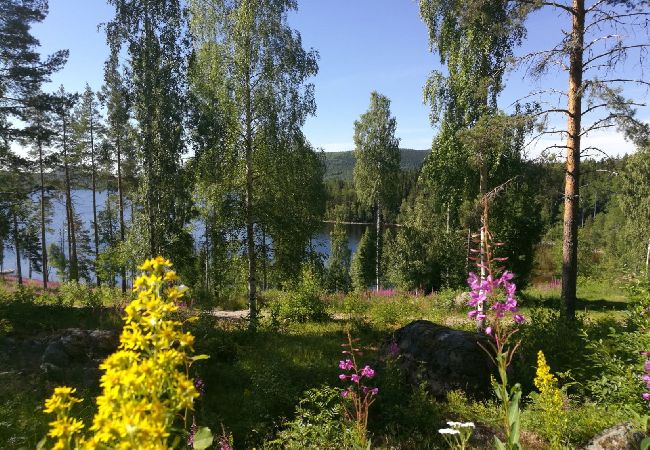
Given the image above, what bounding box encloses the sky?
[30,0,648,156]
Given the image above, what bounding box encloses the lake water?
[1,189,367,282]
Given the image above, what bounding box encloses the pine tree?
[74,84,105,285]
[105,0,193,269]
[0,0,67,156]
[52,87,80,282]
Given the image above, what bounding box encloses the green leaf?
[35,437,46,450]
[641,436,650,450]
[190,354,210,362]
[510,416,520,445]
[508,385,522,426]
[193,426,214,450]
[494,436,507,450]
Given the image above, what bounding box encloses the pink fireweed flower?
[361,365,375,379]
[467,267,525,332]
[362,386,379,396]
[339,359,354,370]
[351,374,361,383]
[341,390,349,398]
[339,374,348,380]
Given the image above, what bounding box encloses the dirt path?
[206,309,249,320]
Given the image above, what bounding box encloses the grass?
[0,278,641,449]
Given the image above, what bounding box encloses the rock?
[40,362,64,381]
[381,320,495,397]
[60,329,89,361]
[42,341,70,367]
[89,329,119,356]
[582,423,645,450]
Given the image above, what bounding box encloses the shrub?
[57,282,100,308]
[265,385,358,450]
[268,266,327,324]
[13,285,38,305]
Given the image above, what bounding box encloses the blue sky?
[31,0,647,155]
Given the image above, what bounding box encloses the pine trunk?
[63,114,79,282]
[12,208,22,285]
[90,111,100,286]
[117,139,127,293]
[37,123,48,289]
[561,0,585,320]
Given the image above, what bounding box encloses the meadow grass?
[0,279,639,449]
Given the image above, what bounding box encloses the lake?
[1,189,368,282]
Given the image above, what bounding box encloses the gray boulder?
[381,320,495,397]
[582,423,645,450]
[60,329,89,361]
[41,340,70,367]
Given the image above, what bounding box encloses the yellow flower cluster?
[534,350,559,392]
[42,257,207,450]
[533,350,567,450]
[42,387,85,450]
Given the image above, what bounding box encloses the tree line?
[1,0,648,329]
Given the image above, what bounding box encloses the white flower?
[438,428,461,435]
[446,421,462,427]
[459,422,475,428]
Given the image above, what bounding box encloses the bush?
[57,282,100,308]
[12,285,38,305]
[366,295,423,329]
[268,266,328,324]
[265,385,358,450]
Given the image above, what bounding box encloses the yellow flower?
[44,387,82,414]
[48,417,85,438]
[41,257,207,448]
[534,350,558,392]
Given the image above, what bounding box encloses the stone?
[381,320,495,398]
[89,329,119,356]
[42,340,70,367]
[60,329,89,361]
[582,423,645,450]
[40,362,64,381]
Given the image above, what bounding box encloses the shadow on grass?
[192,318,387,448]
[0,303,123,336]
[521,292,629,312]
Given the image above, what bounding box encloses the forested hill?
[324,148,429,180]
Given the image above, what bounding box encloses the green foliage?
[350,228,376,291]
[353,92,401,215]
[325,223,352,293]
[106,0,194,271]
[384,224,467,292]
[365,295,424,329]
[268,266,328,324]
[266,385,358,450]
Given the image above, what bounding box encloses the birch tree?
[352,92,400,292]
[189,0,318,329]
